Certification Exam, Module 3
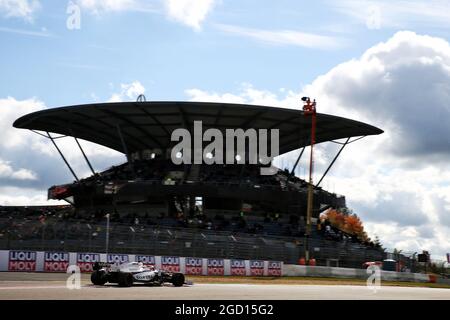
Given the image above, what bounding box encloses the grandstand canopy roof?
[13,101,383,155]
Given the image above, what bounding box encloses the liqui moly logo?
[44,252,69,272]
[107,254,129,264]
[250,260,264,276]
[185,257,203,275]
[136,255,156,267]
[161,256,180,272]
[77,253,100,273]
[8,251,36,271]
[207,258,224,276]
[267,261,282,276]
[77,253,100,263]
[230,259,246,276]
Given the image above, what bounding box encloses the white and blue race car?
[91,262,186,287]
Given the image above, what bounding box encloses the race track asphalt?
[0,272,448,300]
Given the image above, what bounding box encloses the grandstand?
[0,205,389,268]
[5,101,393,269]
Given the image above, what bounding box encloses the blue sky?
[3,0,448,106]
[1,0,450,259]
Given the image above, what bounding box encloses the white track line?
[0,285,69,290]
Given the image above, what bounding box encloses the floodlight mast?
[302,97,317,262]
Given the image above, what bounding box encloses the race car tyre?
[171,273,185,287]
[118,272,134,287]
[91,270,107,285]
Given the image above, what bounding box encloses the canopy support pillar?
[73,135,96,176]
[315,137,351,188]
[289,146,305,177]
[116,124,131,163]
[46,132,79,182]
[116,124,136,177]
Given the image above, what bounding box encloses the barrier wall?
[0,250,283,277]
[282,264,449,284]
[1,250,447,284]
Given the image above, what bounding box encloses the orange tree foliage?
[321,209,368,241]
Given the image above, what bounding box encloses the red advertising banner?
[267,261,282,276]
[207,258,224,276]
[230,259,246,276]
[44,252,69,272]
[77,253,100,273]
[8,251,36,272]
[250,260,264,276]
[161,256,180,272]
[185,257,203,275]
[136,255,156,268]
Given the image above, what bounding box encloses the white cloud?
[183,31,450,259]
[76,0,158,15]
[304,30,450,258]
[76,0,214,30]
[0,0,40,21]
[0,96,45,149]
[108,80,146,102]
[185,88,246,104]
[0,26,53,37]
[331,0,450,29]
[185,83,291,106]
[0,96,124,206]
[303,31,450,160]
[0,186,60,206]
[164,0,215,30]
[0,160,37,180]
[76,0,137,14]
[215,24,349,50]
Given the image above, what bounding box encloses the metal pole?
[303,98,317,263]
[287,147,306,189]
[116,124,131,163]
[105,214,110,255]
[289,147,306,177]
[116,124,136,177]
[46,132,80,182]
[42,223,46,251]
[316,137,351,188]
[64,222,67,252]
[6,230,10,250]
[87,224,92,252]
[73,136,96,176]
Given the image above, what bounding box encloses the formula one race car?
[90,262,186,287]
